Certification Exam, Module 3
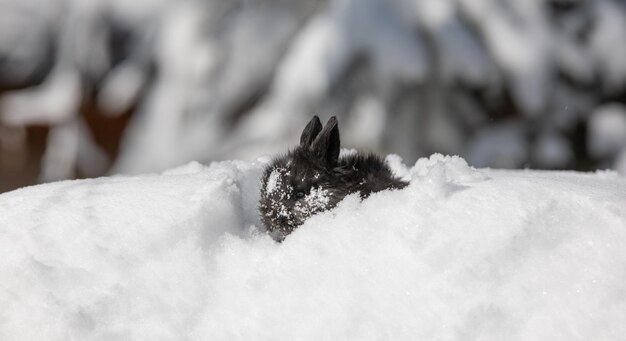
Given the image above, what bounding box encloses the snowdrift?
[1,155,625,340]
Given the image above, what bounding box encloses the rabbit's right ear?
[300,115,323,147]
[311,116,340,168]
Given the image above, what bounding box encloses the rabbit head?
[259,116,349,241]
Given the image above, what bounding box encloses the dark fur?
[259,116,408,241]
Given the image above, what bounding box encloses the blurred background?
[1,0,626,193]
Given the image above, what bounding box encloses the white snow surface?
[1,154,626,340]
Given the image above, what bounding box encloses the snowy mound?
[1,155,626,340]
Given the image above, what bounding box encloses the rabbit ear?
[300,116,322,147]
[311,116,340,168]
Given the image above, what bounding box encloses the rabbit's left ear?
[311,116,340,168]
[300,116,322,147]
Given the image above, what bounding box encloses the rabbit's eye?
[295,190,305,199]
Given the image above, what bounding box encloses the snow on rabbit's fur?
[1,154,626,340]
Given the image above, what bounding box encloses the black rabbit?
[258,116,408,241]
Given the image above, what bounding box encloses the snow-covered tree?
[1,0,626,190]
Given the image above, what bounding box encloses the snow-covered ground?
[1,154,626,340]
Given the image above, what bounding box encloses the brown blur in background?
[2,0,626,193]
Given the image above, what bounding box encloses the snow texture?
[1,154,626,340]
[265,168,281,194]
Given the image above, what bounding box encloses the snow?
[265,168,281,194]
[1,154,626,340]
[533,131,574,169]
[587,104,626,159]
[291,185,332,222]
